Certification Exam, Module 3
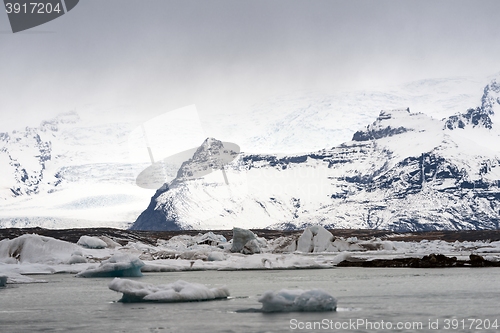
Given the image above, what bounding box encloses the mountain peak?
[352,108,412,141]
[481,78,500,115]
[175,138,239,181]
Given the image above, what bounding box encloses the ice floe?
[108,278,229,302]
[258,288,337,312]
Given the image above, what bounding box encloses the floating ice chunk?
[67,251,87,264]
[331,252,352,265]
[242,239,262,254]
[0,269,45,284]
[231,227,258,253]
[76,254,144,278]
[77,236,108,249]
[99,236,122,249]
[157,232,227,252]
[0,275,6,287]
[197,232,227,246]
[207,251,226,261]
[0,234,79,264]
[1,257,17,264]
[297,225,335,253]
[179,250,208,261]
[270,236,298,253]
[108,278,230,303]
[258,288,337,312]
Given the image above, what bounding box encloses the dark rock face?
[445,79,500,130]
[130,185,184,231]
[352,109,411,142]
[175,138,239,181]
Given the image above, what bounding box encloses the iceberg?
[231,227,265,254]
[76,254,144,278]
[0,234,79,264]
[108,278,230,303]
[77,236,108,249]
[258,288,337,312]
[67,251,87,264]
[297,225,335,253]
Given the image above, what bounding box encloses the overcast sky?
[1,0,500,131]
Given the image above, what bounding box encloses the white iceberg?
[296,225,335,253]
[77,236,108,249]
[108,278,230,303]
[258,288,337,312]
[0,234,79,264]
[67,251,87,264]
[76,254,144,278]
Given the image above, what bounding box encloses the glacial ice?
[230,227,267,254]
[297,225,335,253]
[258,288,337,312]
[77,236,108,249]
[1,227,499,279]
[0,234,79,264]
[108,278,230,302]
[76,254,144,278]
[67,251,87,264]
[231,227,258,252]
[207,251,226,261]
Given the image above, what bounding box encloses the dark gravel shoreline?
[1,227,500,245]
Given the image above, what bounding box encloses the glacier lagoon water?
[1,268,500,333]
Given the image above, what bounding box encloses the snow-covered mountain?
[132,78,500,231]
[1,75,498,230]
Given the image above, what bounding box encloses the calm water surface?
[1,268,499,332]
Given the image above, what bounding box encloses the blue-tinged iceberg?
[76,254,144,278]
